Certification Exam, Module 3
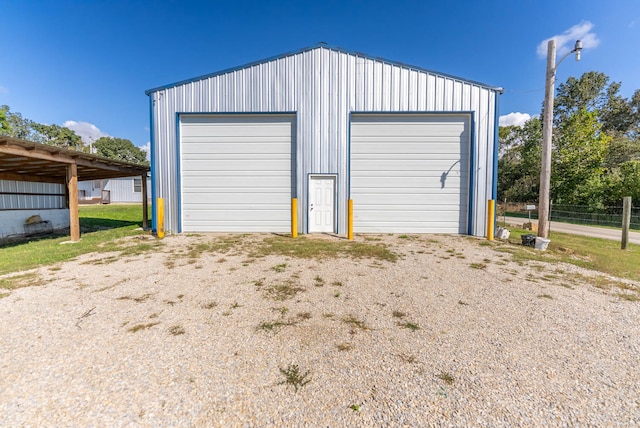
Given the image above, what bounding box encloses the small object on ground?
[495,227,510,240]
[534,237,551,251]
[522,222,538,232]
[521,234,536,247]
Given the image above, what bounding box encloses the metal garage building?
[146,44,501,236]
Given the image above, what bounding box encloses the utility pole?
[538,39,556,239]
[538,39,582,239]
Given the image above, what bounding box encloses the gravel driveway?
[1,233,639,427]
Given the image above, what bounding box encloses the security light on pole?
[538,39,583,240]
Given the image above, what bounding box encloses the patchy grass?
[127,322,160,333]
[342,315,369,331]
[272,263,287,273]
[399,321,420,331]
[117,293,154,303]
[279,364,312,392]
[470,263,487,270]
[250,236,398,262]
[0,272,45,290]
[168,325,186,335]
[263,280,305,301]
[437,371,455,385]
[336,342,353,351]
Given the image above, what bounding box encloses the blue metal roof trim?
[144,43,503,95]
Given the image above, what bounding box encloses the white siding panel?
[351,114,470,233]
[180,114,293,232]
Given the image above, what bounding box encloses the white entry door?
[308,176,335,233]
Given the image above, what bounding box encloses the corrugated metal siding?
[104,178,149,203]
[0,180,65,210]
[150,46,499,236]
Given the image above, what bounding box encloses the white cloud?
[63,120,109,144]
[140,141,150,161]
[537,21,599,58]
[499,112,531,127]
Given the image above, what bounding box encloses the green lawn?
[501,228,640,282]
[0,204,150,275]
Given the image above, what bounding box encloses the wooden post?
[67,163,80,241]
[622,196,632,250]
[141,174,149,230]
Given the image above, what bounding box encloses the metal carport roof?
[0,136,150,241]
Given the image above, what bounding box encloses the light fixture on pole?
[538,39,583,239]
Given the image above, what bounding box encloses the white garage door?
[180,115,294,232]
[350,114,470,233]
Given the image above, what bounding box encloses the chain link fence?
[501,202,640,230]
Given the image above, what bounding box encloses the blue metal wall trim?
[467,113,477,236]
[149,94,157,233]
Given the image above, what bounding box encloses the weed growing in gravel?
[349,404,360,411]
[400,322,420,331]
[336,342,353,351]
[149,313,160,319]
[202,301,218,309]
[437,371,455,385]
[272,263,287,273]
[231,302,242,309]
[169,325,185,335]
[127,322,160,333]
[458,300,469,306]
[334,292,340,298]
[398,353,418,363]
[264,280,305,301]
[117,293,154,303]
[257,320,292,332]
[392,310,406,318]
[279,364,312,392]
[0,292,10,299]
[297,312,312,320]
[314,275,325,286]
[537,294,554,299]
[470,263,487,270]
[342,315,369,330]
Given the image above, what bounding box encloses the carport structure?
[0,136,149,241]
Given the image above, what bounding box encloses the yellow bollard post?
[486,199,495,241]
[348,199,354,240]
[291,198,298,238]
[157,197,165,239]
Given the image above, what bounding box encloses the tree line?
[0,105,148,165]
[499,71,640,208]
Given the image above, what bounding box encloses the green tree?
[0,108,9,134]
[93,136,148,165]
[31,123,84,150]
[0,105,38,140]
[497,117,543,202]
[552,107,610,205]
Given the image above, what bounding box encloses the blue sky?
[1,0,639,152]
